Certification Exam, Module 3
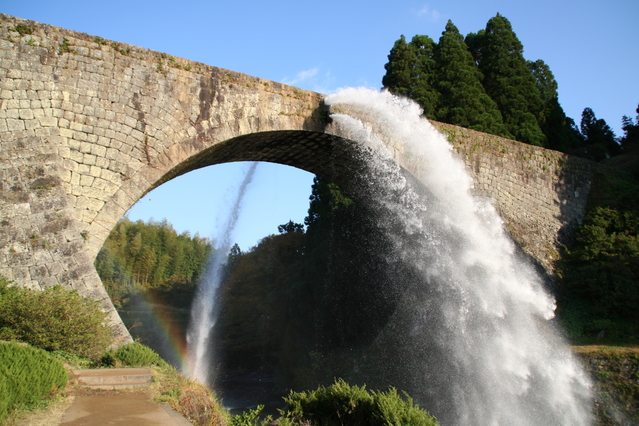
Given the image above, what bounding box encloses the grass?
[150,364,228,426]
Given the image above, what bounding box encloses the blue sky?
[4,0,638,250]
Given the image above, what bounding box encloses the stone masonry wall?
[0,14,322,342]
[434,122,598,273]
[327,104,598,276]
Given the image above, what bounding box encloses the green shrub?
[230,405,271,426]
[0,341,68,422]
[101,341,164,367]
[49,350,93,369]
[278,379,439,426]
[0,281,113,360]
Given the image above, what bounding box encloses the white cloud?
[416,5,441,20]
[282,67,319,86]
[282,67,338,94]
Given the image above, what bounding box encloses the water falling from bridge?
[323,88,593,426]
[186,162,259,385]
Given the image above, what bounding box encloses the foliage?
[528,59,583,152]
[278,379,439,426]
[101,341,165,367]
[58,37,73,54]
[0,282,113,360]
[620,104,639,154]
[576,348,639,425]
[466,14,546,146]
[0,341,68,422]
[214,228,307,374]
[278,220,304,234]
[95,219,213,366]
[382,13,563,148]
[382,34,438,118]
[382,15,636,162]
[432,20,510,138]
[49,350,94,369]
[229,405,271,426]
[558,165,639,341]
[11,24,33,36]
[96,218,212,308]
[577,108,620,161]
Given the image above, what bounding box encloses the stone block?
[39,116,58,127]
[79,174,94,186]
[6,118,25,131]
[19,108,34,120]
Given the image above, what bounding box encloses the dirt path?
[12,386,191,426]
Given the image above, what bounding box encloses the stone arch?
[0,14,598,343]
[89,128,403,341]
[87,129,380,258]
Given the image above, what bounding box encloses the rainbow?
[119,289,192,375]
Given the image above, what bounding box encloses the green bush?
[49,350,94,369]
[230,405,271,426]
[278,379,439,426]
[0,280,113,360]
[101,341,164,367]
[0,341,68,422]
[557,166,639,342]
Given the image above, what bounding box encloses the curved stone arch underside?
[93,129,413,341]
[0,14,599,342]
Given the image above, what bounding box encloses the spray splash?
[186,162,259,385]
[324,88,593,426]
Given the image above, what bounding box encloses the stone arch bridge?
[0,15,597,341]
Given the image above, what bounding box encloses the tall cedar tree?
[620,104,639,154]
[579,107,620,161]
[466,14,546,146]
[433,20,510,137]
[381,36,414,98]
[382,35,438,118]
[528,59,583,152]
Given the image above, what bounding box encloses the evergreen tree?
[620,103,639,154]
[382,35,415,99]
[382,35,438,118]
[528,59,582,152]
[466,14,546,146]
[579,107,620,160]
[527,59,557,105]
[407,35,439,118]
[433,20,510,137]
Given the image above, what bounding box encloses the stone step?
[72,368,154,390]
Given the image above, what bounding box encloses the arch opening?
[95,130,423,410]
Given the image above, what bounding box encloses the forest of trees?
[212,177,405,391]
[95,218,213,311]
[557,161,639,340]
[382,13,639,162]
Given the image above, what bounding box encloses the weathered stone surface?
[0,14,599,342]
[437,123,597,272]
